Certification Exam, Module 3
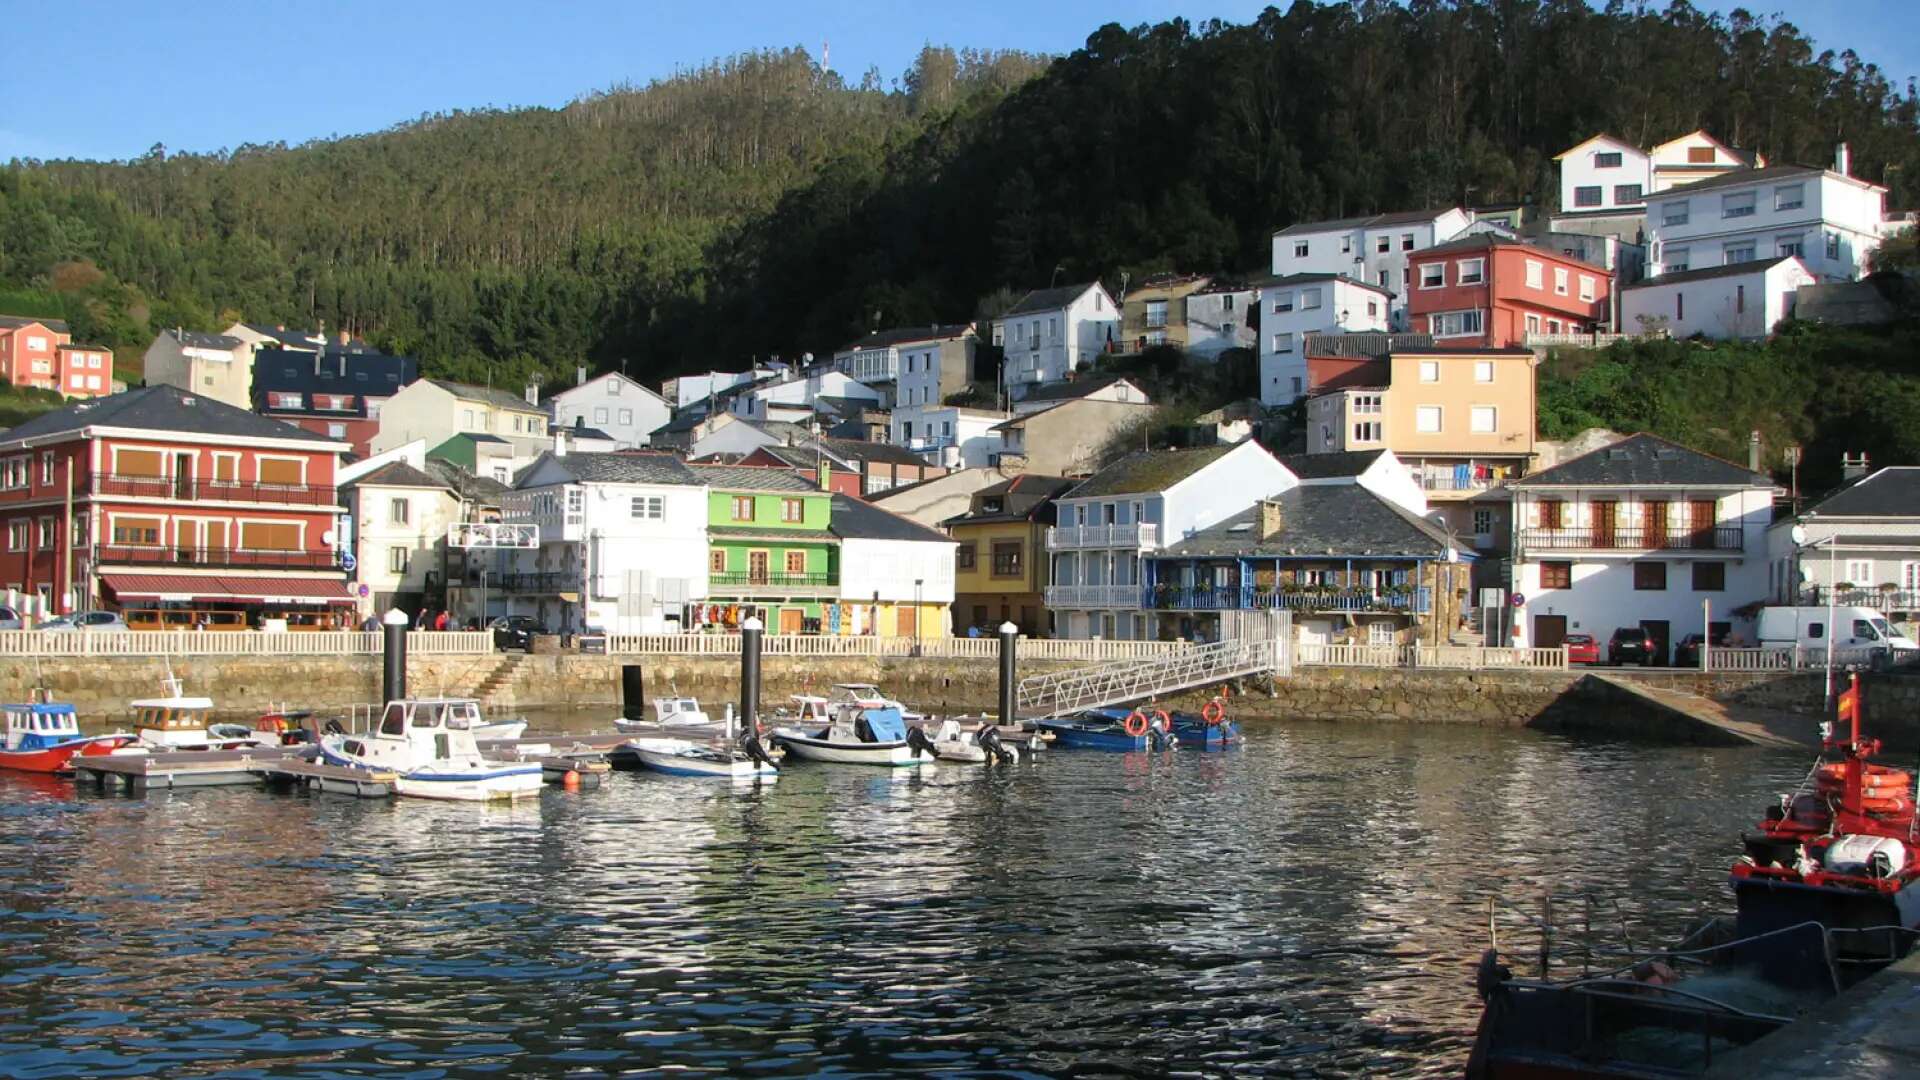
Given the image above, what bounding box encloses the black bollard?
[621,664,646,722]
[998,620,1018,729]
[740,615,763,735]
[382,608,410,704]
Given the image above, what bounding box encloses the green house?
[689,465,838,634]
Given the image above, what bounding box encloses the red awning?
[103,574,357,605]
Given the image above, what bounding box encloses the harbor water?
[0,717,1807,1076]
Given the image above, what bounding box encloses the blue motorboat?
[1168,709,1239,751]
[1033,706,1238,752]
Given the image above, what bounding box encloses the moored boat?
[614,696,713,734]
[0,700,133,773]
[625,736,779,780]
[924,718,1019,764]
[772,698,939,767]
[318,697,543,802]
[123,676,255,752]
[1034,707,1179,752]
[828,683,925,724]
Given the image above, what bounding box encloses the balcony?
[710,571,839,596]
[494,571,582,593]
[1517,525,1744,554]
[904,435,954,453]
[1419,472,1496,496]
[94,544,343,571]
[1045,583,1145,608]
[1047,523,1160,550]
[1808,587,1920,611]
[95,474,338,507]
[1150,585,1431,614]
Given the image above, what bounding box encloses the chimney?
[525,381,539,407]
[1842,451,1869,481]
[1747,430,1761,471]
[817,458,832,491]
[1259,499,1285,539]
[1835,142,1851,177]
[553,428,567,458]
[576,364,587,387]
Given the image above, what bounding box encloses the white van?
[1756,605,1920,661]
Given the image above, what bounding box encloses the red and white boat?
[0,698,133,773]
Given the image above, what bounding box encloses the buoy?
[1202,699,1226,726]
[563,770,581,792]
[1123,711,1150,738]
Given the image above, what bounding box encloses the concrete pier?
[1705,947,1920,1076]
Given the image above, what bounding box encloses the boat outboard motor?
[738,728,779,771]
[906,725,939,760]
[323,718,346,736]
[1147,722,1172,751]
[977,725,1015,764]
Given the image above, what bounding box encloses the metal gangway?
[1016,621,1291,719]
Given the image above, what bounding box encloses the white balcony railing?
[1044,583,1145,608]
[1046,523,1160,550]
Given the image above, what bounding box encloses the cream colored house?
[371,379,549,459]
[142,329,253,409]
[1119,274,1214,353]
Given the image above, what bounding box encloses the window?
[1272,332,1294,354]
[35,517,53,549]
[1418,360,1440,382]
[1574,185,1602,207]
[731,496,755,521]
[1525,313,1542,334]
[1595,151,1623,168]
[992,541,1023,577]
[1777,235,1803,257]
[1473,508,1494,536]
[11,521,33,551]
[1676,293,1685,320]
[389,498,409,525]
[112,516,161,544]
[1775,184,1804,211]
[1665,247,1690,274]
[1692,562,1725,591]
[326,423,347,439]
[1614,184,1643,204]
[1144,299,1169,327]
[1736,284,1746,314]
[1722,191,1756,218]
[239,522,300,550]
[1474,360,1494,383]
[784,551,807,575]
[1525,260,1543,289]
[1400,233,1414,251]
[593,407,609,424]
[1539,499,1564,529]
[1662,201,1690,227]
[388,547,410,574]
[1415,405,1442,433]
[39,452,52,486]
[1340,237,1351,254]
[1826,231,1841,259]
[1470,405,1497,433]
[1271,291,1293,313]
[1419,263,1445,288]
[1430,310,1484,337]
[1553,267,1569,295]
[1686,145,1715,164]
[631,495,663,520]
[710,549,727,574]
[1353,393,1382,414]
[1457,259,1485,285]
[955,543,975,571]
[1376,235,1390,253]
[781,498,805,523]
[618,408,633,425]
[1844,559,1873,586]
[1634,561,1667,591]
[1351,421,1382,442]
[1366,300,1378,318]
[1724,242,1756,265]
[1541,561,1572,590]
[1293,241,1309,258]
[1300,287,1322,310]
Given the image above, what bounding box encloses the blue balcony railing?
[1149,586,1431,613]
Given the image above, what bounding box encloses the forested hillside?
[3,2,1919,401]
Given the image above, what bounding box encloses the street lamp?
[1790,525,1839,711]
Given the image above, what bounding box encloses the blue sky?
[4,1,1916,163]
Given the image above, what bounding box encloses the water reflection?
[0,722,1801,1075]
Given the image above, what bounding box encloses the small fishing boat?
[123,676,254,751]
[318,697,543,802]
[924,718,1019,764]
[1035,707,1178,752]
[470,716,528,740]
[772,699,939,767]
[0,699,133,773]
[208,709,315,748]
[613,696,712,734]
[625,735,779,779]
[828,683,925,724]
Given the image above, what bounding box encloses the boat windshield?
[677,699,699,712]
[445,702,478,730]
[379,703,407,736]
[411,704,447,729]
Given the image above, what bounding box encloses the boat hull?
[470,720,528,740]
[1732,872,1920,977]
[771,729,935,767]
[632,746,776,779]
[318,742,544,801]
[1172,719,1238,751]
[0,735,133,774]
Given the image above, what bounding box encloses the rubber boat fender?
[1201,699,1226,726]
[1122,711,1150,738]
[906,725,938,760]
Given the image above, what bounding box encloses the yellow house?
[1119,274,1213,352]
[942,474,1076,635]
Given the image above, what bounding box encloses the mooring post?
[740,615,763,735]
[998,621,1019,727]
[382,608,410,705]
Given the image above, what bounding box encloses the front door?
[896,605,918,639]
[1532,614,1568,649]
[748,551,770,585]
[1689,500,1716,549]
[1593,501,1617,548]
[173,453,194,499]
[778,607,804,635]
[1641,619,1670,666]
[1644,501,1668,550]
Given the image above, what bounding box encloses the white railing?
[601,633,1190,663]
[1701,645,1909,672]
[0,630,493,657]
[1046,523,1160,550]
[1017,635,1287,717]
[1296,643,1570,671]
[1297,643,1405,668]
[1524,332,1634,350]
[1044,583,1145,608]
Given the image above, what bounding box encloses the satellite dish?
[322,530,337,546]
[1789,524,1808,546]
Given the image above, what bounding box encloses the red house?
[0,316,70,393]
[0,386,353,620]
[1405,236,1612,347]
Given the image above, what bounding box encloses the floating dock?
[72,747,304,793]
[259,758,399,798]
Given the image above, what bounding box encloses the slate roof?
[0,385,330,446]
[0,315,71,332]
[1278,449,1387,480]
[829,494,955,544]
[1649,164,1838,198]
[839,324,972,352]
[1512,433,1771,488]
[1802,467,1920,518]
[1622,256,1798,290]
[687,464,820,492]
[427,379,544,412]
[1015,375,1138,404]
[253,346,417,405]
[1167,485,1455,558]
[1066,445,1239,498]
[345,462,451,491]
[164,328,245,350]
[562,425,615,441]
[812,395,874,420]
[425,459,509,501]
[541,452,700,486]
[1273,208,1457,238]
[1248,271,1391,295]
[1413,233,1610,270]
[942,473,1077,526]
[653,407,715,434]
[814,436,926,467]
[708,525,840,544]
[1003,283,1103,316]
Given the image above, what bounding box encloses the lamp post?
[913,577,924,656]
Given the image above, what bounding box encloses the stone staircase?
[473,654,530,704]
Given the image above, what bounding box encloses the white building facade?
[993,282,1121,396]
[1620,256,1816,340]
[550,371,671,449]
[890,405,1007,468]
[1268,208,1473,326]
[1765,465,1920,624]
[1648,161,1888,283]
[1256,274,1393,405]
[1183,284,1257,360]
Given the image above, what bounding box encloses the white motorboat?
[925,718,1019,764]
[613,696,713,734]
[772,700,939,768]
[471,717,528,740]
[828,683,925,724]
[124,675,254,752]
[319,697,543,802]
[626,736,778,780]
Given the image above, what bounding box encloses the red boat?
[0,700,134,773]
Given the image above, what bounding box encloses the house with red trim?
[0,386,351,620]
[1405,236,1613,348]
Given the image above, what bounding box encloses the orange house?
[0,316,70,393]
[1406,236,1612,348]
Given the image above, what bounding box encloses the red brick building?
[1405,236,1613,347]
[0,386,352,619]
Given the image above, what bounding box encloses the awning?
[102,574,357,605]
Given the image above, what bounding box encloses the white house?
[829,493,958,639]
[1619,256,1816,341]
[1507,433,1775,658]
[727,370,884,421]
[993,282,1121,396]
[890,405,1007,467]
[661,369,762,407]
[1183,282,1257,360]
[1268,208,1473,326]
[550,370,670,449]
[1765,465,1920,625]
[1647,152,1889,283]
[141,329,253,410]
[835,324,975,409]
[1551,130,1761,240]
[371,379,550,459]
[343,461,463,619]
[499,451,708,633]
[1045,440,1299,640]
[1255,273,1393,405]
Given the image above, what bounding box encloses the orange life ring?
[1153,710,1172,733]
[1817,763,1914,789]
[1123,711,1150,738]
[1202,700,1226,726]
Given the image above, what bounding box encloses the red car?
[1563,633,1600,664]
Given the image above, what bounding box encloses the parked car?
[0,605,20,631]
[1673,629,1734,668]
[489,615,547,653]
[39,610,129,633]
[1607,626,1658,666]
[1563,633,1599,665]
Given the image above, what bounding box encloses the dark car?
[490,615,547,653]
[1608,626,1659,666]
[1563,633,1600,665]
[1673,629,1732,668]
